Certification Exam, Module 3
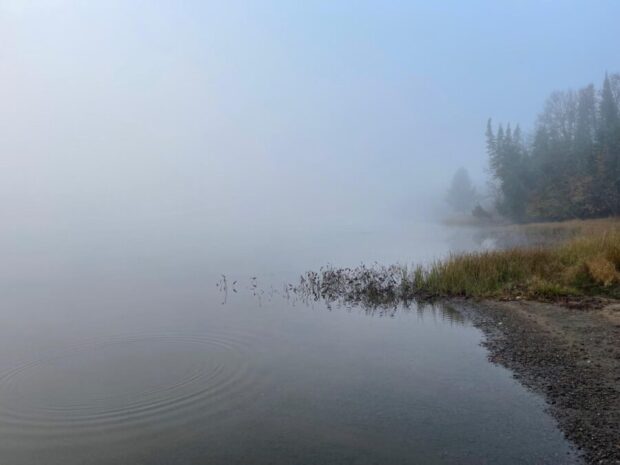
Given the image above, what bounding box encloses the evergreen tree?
[596,73,620,215]
[599,73,619,136]
[575,84,597,168]
[446,168,478,213]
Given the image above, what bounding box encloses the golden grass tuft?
[585,256,618,287]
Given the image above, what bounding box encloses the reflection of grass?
[298,218,620,304]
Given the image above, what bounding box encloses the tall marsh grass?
[417,230,620,298]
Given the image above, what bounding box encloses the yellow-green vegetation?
[411,218,620,299]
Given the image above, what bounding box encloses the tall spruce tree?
[446,168,478,213]
[597,73,620,215]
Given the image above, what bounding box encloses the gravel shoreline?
[457,299,620,465]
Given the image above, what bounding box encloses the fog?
[1,1,619,265]
[5,4,620,464]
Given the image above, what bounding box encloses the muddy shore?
[459,299,620,465]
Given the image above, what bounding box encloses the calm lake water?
[0,219,580,464]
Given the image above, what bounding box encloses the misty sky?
[2,1,620,230]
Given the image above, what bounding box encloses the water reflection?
[0,220,581,464]
[218,272,462,326]
[445,223,581,252]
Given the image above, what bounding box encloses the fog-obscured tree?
[575,84,597,169]
[596,73,620,215]
[446,167,478,213]
[485,122,529,221]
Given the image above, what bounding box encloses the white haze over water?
[1,1,620,262]
[0,6,609,463]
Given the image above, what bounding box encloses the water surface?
[0,219,580,464]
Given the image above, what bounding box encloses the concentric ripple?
[0,331,261,440]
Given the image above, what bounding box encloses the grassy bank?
[297,218,620,306]
[413,227,620,299]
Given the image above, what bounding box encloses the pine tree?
[596,73,620,215]
[599,73,619,137]
[446,168,478,213]
[575,84,597,168]
[485,118,496,159]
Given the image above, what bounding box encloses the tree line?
[486,73,620,222]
